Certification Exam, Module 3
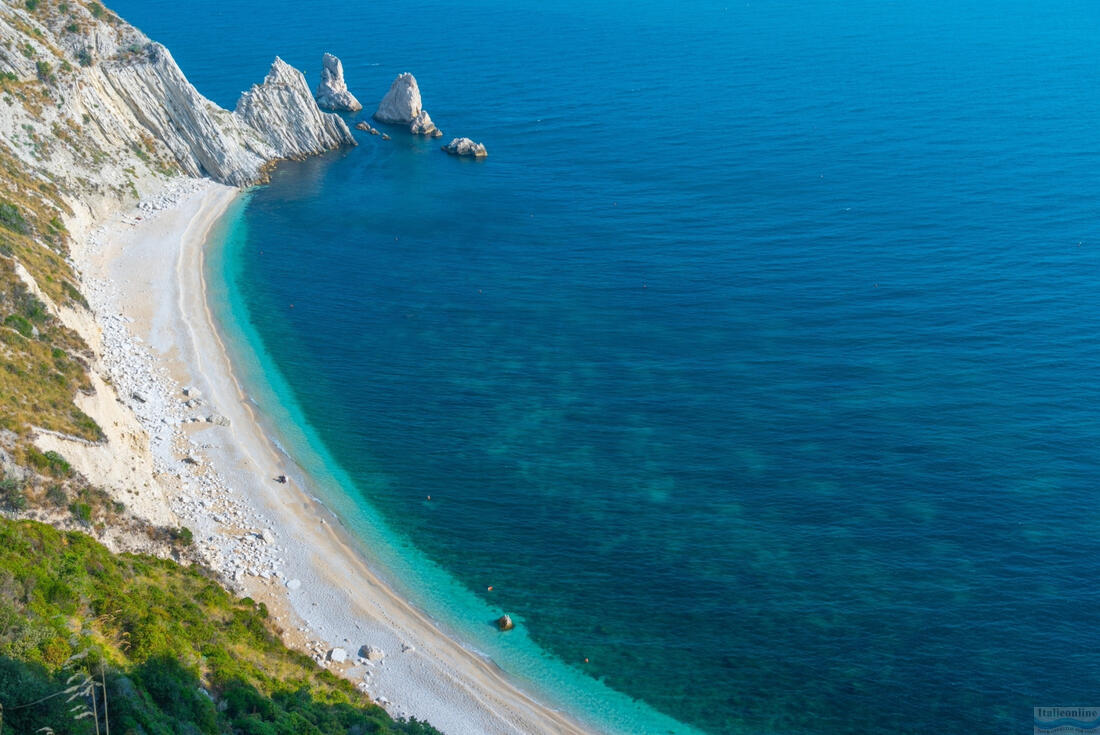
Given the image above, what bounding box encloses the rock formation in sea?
[442,138,488,158]
[236,57,357,160]
[496,614,515,631]
[374,73,442,136]
[314,52,362,112]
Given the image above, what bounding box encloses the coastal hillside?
[0,517,440,734]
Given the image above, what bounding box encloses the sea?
[107,0,1100,732]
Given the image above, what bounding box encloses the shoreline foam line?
[89,175,596,735]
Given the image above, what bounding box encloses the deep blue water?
[110,0,1100,732]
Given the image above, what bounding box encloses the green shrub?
[88,2,104,18]
[172,525,194,546]
[4,313,33,337]
[0,200,29,233]
[35,60,53,84]
[45,483,67,505]
[26,448,72,477]
[69,501,91,522]
[25,0,39,10]
[0,475,26,511]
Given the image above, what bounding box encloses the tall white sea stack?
[374,73,442,136]
[315,53,362,112]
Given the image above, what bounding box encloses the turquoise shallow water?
[112,0,1100,732]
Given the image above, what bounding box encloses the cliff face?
[0,1,354,191]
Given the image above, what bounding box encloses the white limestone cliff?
[236,57,357,163]
[314,52,362,112]
[0,2,355,191]
[374,72,441,136]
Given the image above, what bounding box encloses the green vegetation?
[0,200,29,234]
[0,518,441,734]
[0,476,27,511]
[0,142,103,445]
[0,256,102,443]
[35,59,55,84]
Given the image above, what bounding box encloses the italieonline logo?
[1035,707,1100,734]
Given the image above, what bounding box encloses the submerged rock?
[374,73,440,136]
[314,53,362,112]
[442,137,488,158]
[496,614,514,631]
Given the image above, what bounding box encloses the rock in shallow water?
[496,614,514,631]
[442,137,488,158]
[315,52,362,112]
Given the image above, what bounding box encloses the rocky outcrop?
[0,2,354,189]
[496,614,514,631]
[442,137,488,158]
[374,73,441,136]
[359,645,385,661]
[355,122,380,135]
[314,53,362,112]
[411,110,442,137]
[235,57,356,162]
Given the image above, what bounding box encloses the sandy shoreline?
[69,176,594,735]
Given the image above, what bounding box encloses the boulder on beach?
[315,53,362,112]
[328,647,348,663]
[496,614,514,631]
[374,73,440,136]
[286,578,302,590]
[359,645,385,661]
[442,137,488,158]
